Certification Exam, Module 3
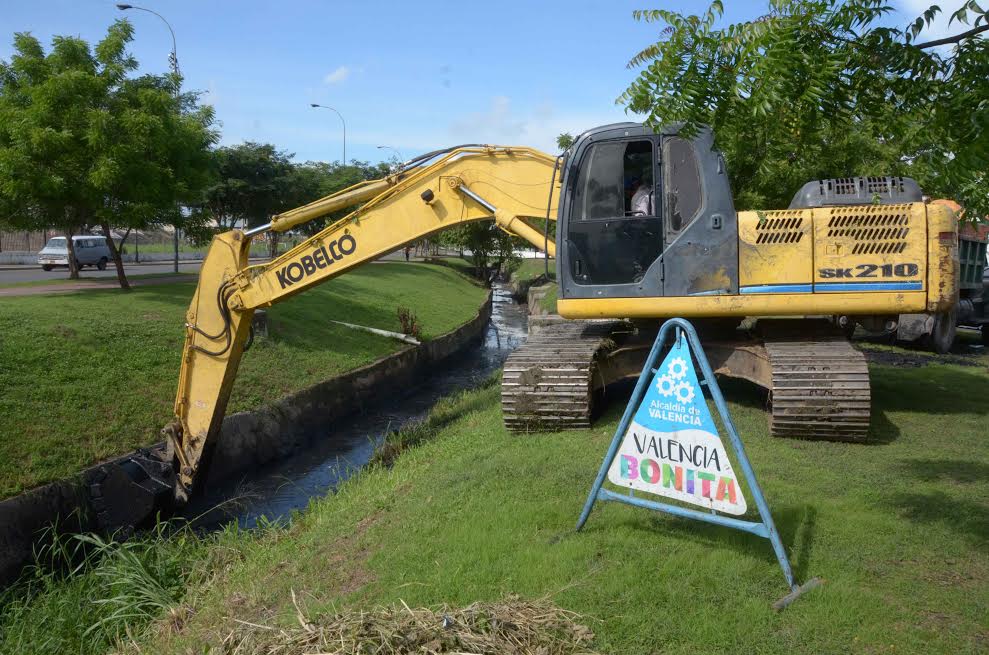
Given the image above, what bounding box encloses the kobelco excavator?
[162,122,958,502]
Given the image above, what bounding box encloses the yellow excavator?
[162,122,958,502]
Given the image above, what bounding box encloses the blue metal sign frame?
[576,318,820,607]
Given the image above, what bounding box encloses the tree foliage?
[286,159,392,236]
[0,20,217,284]
[622,0,989,215]
[201,145,391,250]
[203,142,294,232]
[437,221,518,279]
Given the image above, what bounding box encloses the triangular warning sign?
[577,319,821,605]
[605,336,748,515]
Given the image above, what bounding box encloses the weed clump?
[0,522,230,654]
[397,306,423,341]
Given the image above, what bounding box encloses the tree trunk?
[118,227,132,253]
[101,222,130,290]
[66,227,80,279]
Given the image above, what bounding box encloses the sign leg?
[575,325,673,531]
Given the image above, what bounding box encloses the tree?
[621,1,989,216]
[202,143,295,257]
[283,160,392,237]
[557,133,575,150]
[0,20,217,287]
[204,143,294,230]
[437,222,518,280]
[201,145,393,256]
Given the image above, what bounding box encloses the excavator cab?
[557,123,738,301]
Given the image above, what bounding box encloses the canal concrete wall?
[206,292,492,481]
[0,291,492,586]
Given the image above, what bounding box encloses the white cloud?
[447,96,639,153]
[255,98,641,163]
[323,66,350,85]
[449,96,527,141]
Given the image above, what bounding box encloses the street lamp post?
[376,145,404,167]
[117,4,181,274]
[310,104,347,165]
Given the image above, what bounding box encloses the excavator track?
[765,336,871,441]
[502,317,872,441]
[501,320,618,432]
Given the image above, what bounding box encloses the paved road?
[0,250,426,285]
[0,261,207,284]
[0,253,437,296]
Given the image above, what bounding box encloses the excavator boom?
[164,145,561,500]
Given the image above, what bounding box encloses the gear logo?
[654,355,696,404]
[656,374,677,397]
[674,380,696,404]
[668,357,688,380]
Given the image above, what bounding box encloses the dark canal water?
[182,284,527,529]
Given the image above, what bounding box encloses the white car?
[38,235,111,271]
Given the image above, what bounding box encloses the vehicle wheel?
[924,308,957,354]
[97,257,108,271]
[831,314,856,339]
[42,265,53,272]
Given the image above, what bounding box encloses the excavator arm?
[163,145,561,501]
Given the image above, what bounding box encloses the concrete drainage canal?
[181,282,527,529]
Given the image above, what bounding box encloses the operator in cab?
[631,181,654,216]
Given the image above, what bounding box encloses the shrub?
[396,306,422,341]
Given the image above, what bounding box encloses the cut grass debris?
[216,595,597,655]
[0,262,487,498]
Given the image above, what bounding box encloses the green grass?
[126,242,288,255]
[0,263,487,498]
[511,257,555,282]
[0,524,210,654]
[426,256,477,277]
[122,357,989,654]
[0,516,273,655]
[537,281,559,313]
[121,243,206,255]
[0,272,194,290]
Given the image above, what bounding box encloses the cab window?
[566,138,664,287]
[663,136,702,234]
[574,140,656,220]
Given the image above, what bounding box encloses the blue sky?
[0,0,965,164]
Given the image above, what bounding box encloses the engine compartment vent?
[826,206,911,255]
[755,215,804,244]
[789,176,923,209]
